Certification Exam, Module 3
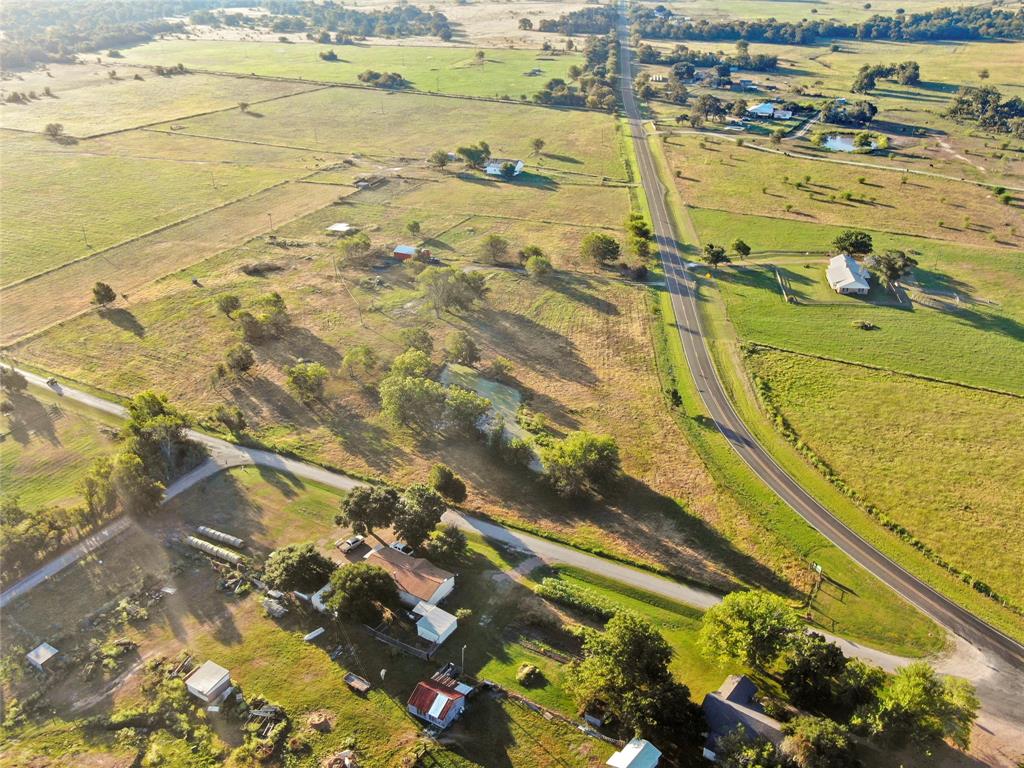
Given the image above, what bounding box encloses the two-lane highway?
[614,3,1024,672]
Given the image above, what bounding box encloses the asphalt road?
[614,5,1024,672]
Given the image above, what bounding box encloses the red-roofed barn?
[407,680,466,730]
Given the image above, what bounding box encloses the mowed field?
[117,39,585,99]
[0,61,318,137]
[0,130,323,287]
[665,134,1022,250]
[746,349,1024,610]
[688,209,1024,395]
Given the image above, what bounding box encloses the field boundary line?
[685,204,1017,251]
[70,83,331,141]
[366,201,626,232]
[2,181,338,350]
[1,179,291,292]
[747,342,1024,399]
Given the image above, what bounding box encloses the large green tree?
[832,229,873,255]
[541,431,620,497]
[873,250,918,283]
[263,543,337,593]
[782,716,856,768]
[699,590,800,670]
[782,632,849,709]
[565,612,703,750]
[393,483,447,548]
[326,563,399,624]
[336,484,400,536]
[286,361,329,402]
[580,232,621,264]
[416,267,488,315]
[867,662,978,750]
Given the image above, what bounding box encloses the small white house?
[826,253,871,295]
[185,660,231,703]
[746,102,790,120]
[607,738,662,768]
[413,601,458,645]
[484,159,525,177]
[26,643,59,673]
[327,222,358,235]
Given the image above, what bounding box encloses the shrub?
[516,663,544,686]
[428,463,468,502]
[535,578,618,620]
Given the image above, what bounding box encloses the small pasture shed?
[484,159,525,177]
[393,245,418,261]
[826,253,871,295]
[327,222,358,235]
[413,601,458,645]
[26,642,59,672]
[407,679,466,729]
[607,738,662,768]
[185,660,231,703]
[366,546,455,607]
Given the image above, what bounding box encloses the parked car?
[389,540,414,555]
[337,535,365,553]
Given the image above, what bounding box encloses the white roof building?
[185,660,231,703]
[826,253,871,295]
[413,601,458,645]
[746,102,776,118]
[327,222,358,234]
[484,159,525,177]
[26,642,59,672]
[607,738,662,768]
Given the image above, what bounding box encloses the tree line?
[0,0,223,69]
[851,61,920,93]
[635,39,778,73]
[629,4,1024,44]
[945,85,1024,138]
[532,33,618,111]
[260,1,452,40]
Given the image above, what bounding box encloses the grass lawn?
[0,386,119,509]
[664,133,1022,250]
[688,209,1024,395]
[0,61,317,137]
[117,40,586,100]
[153,85,627,179]
[0,130,318,287]
[746,348,1024,610]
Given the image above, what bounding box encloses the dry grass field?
[665,134,1022,250]
[0,61,317,136]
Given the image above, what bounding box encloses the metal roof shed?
[607,738,662,768]
[26,642,58,672]
[185,660,231,703]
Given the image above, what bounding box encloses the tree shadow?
[549,273,619,316]
[470,307,597,387]
[539,152,582,165]
[4,390,62,445]
[99,307,145,338]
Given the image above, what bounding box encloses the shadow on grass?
[99,307,145,338]
[4,390,62,445]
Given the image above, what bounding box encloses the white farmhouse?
[826,253,871,295]
[484,159,525,177]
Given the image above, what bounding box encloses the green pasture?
[689,208,1024,393]
[0,131,314,286]
[153,85,627,178]
[0,387,117,510]
[0,62,315,137]
[747,348,1024,609]
[117,40,585,100]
